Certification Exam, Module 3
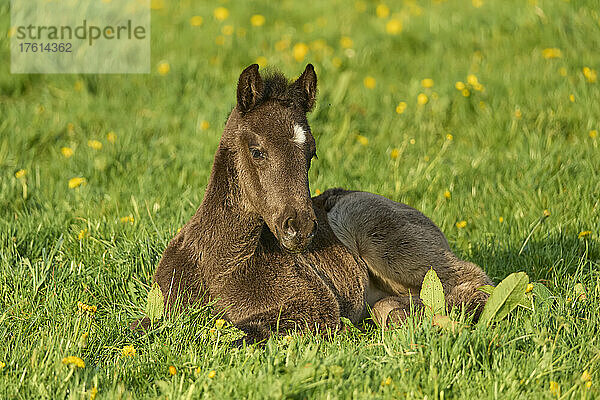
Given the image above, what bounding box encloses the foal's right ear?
[237,64,264,114]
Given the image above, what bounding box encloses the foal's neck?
[193,144,263,266]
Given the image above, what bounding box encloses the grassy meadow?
[1,0,600,398]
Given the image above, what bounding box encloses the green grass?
[1,0,599,398]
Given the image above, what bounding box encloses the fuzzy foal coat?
[147,65,370,342]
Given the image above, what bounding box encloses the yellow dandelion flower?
[467,74,479,86]
[169,365,177,375]
[90,387,98,400]
[60,147,74,158]
[157,61,170,76]
[215,319,226,329]
[315,189,321,196]
[214,7,229,21]
[356,135,369,146]
[340,36,354,49]
[87,140,102,150]
[390,148,399,159]
[586,381,592,388]
[150,0,164,10]
[569,94,575,102]
[446,133,453,141]
[461,88,470,97]
[455,81,466,90]
[106,132,116,144]
[417,93,428,105]
[256,56,268,68]
[190,16,203,26]
[208,370,216,378]
[215,36,225,46]
[444,190,451,199]
[542,48,562,59]
[473,83,484,91]
[0,361,5,369]
[549,381,559,396]
[514,109,522,119]
[78,229,88,240]
[559,67,567,76]
[363,76,376,89]
[69,177,87,189]
[332,57,342,68]
[472,0,483,7]
[583,67,597,83]
[395,101,407,114]
[376,4,390,18]
[200,120,210,130]
[498,216,504,223]
[15,169,26,179]
[526,283,533,293]
[382,377,392,386]
[543,209,550,217]
[578,231,591,239]
[121,345,136,357]
[409,138,416,145]
[120,215,134,224]
[292,43,309,62]
[581,370,592,383]
[62,356,85,368]
[421,78,434,88]
[221,25,234,35]
[250,14,265,27]
[590,130,598,138]
[386,19,402,35]
[456,220,467,229]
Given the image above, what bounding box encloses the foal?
[134,64,492,341]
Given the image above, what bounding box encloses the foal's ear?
[237,64,264,114]
[292,64,318,112]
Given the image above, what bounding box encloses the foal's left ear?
[292,64,318,112]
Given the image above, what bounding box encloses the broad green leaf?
[478,272,529,326]
[532,282,553,303]
[420,268,445,319]
[145,282,164,323]
[477,285,495,295]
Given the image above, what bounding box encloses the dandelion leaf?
[420,268,445,319]
[145,282,164,323]
[478,272,529,326]
[477,285,495,295]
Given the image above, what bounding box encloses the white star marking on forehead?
[292,124,306,145]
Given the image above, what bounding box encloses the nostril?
[283,217,296,236]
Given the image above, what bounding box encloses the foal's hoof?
[372,297,417,329]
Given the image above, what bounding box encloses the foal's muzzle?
[277,208,318,252]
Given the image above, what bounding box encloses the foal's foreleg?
[233,297,341,344]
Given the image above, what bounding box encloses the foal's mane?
[257,70,309,111]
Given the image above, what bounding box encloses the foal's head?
[222,64,319,252]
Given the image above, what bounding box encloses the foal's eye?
[250,147,265,160]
